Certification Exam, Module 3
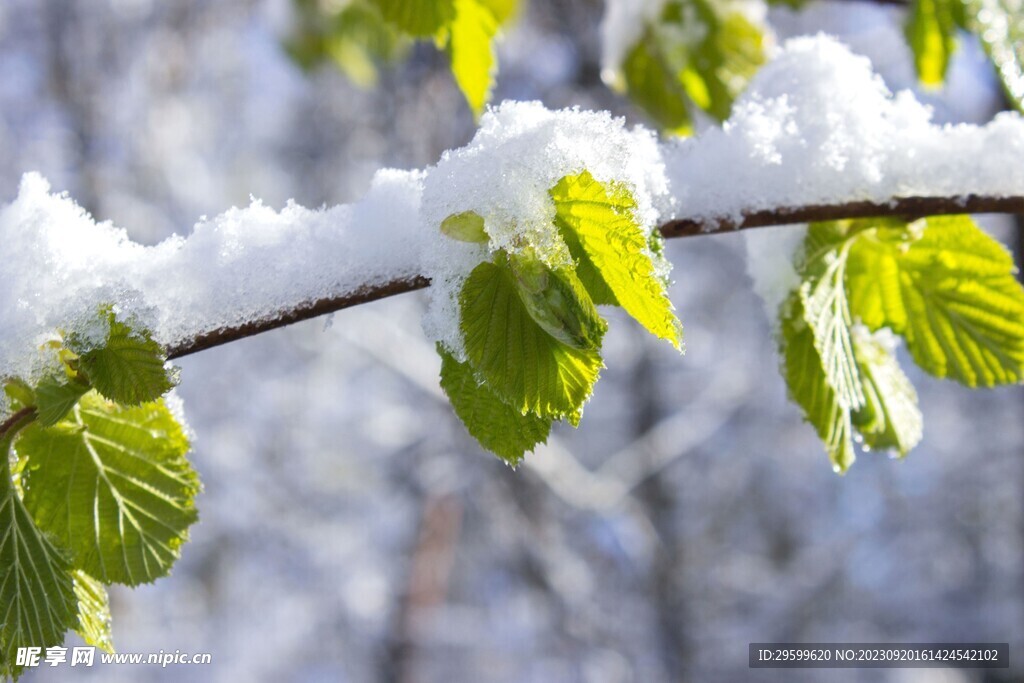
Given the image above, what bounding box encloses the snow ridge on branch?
[3,36,1024,373]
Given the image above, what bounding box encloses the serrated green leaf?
[906,0,959,86]
[797,223,864,410]
[551,171,682,348]
[554,205,620,307]
[372,0,455,37]
[0,413,78,680]
[460,260,603,424]
[73,314,175,406]
[72,570,114,654]
[780,295,857,472]
[19,392,199,586]
[34,376,89,427]
[846,215,1024,386]
[438,345,551,465]
[507,252,607,351]
[961,0,1024,111]
[447,0,499,118]
[851,329,924,456]
[619,0,766,133]
[845,220,920,332]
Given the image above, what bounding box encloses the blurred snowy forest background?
[1,1,1022,681]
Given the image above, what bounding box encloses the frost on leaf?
[552,171,682,349]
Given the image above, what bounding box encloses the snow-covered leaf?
[551,171,682,349]
[441,210,489,243]
[71,312,176,406]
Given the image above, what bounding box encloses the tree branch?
[165,194,1024,360]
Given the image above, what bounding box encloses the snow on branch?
[2,36,1024,374]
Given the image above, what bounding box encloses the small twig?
[165,194,1024,360]
[0,406,36,442]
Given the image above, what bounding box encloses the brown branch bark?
[165,194,1024,360]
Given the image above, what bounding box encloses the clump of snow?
[743,225,802,324]
[420,101,671,357]
[600,0,668,86]
[5,35,1024,393]
[664,35,1024,226]
[769,2,1001,124]
[0,170,424,387]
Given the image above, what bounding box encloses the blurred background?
[0,0,1021,681]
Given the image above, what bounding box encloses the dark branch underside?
[165,194,1024,360]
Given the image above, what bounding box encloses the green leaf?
[780,295,857,472]
[72,570,114,654]
[620,35,694,135]
[372,0,455,37]
[851,329,924,456]
[506,252,607,351]
[477,0,519,24]
[553,206,619,307]
[285,1,407,87]
[0,415,77,680]
[19,392,200,586]
[438,346,551,465]
[618,0,766,132]
[906,0,959,86]
[961,0,1024,111]
[797,223,865,410]
[459,260,603,424]
[447,0,499,118]
[846,215,1024,386]
[34,376,89,427]
[551,171,682,348]
[441,210,489,243]
[73,313,176,406]
[3,379,35,413]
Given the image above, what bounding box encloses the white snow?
[3,35,1024,392]
[0,170,424,385]
[420,101,670,357]
[743,225,803,322]
[769,1,1001,124]
[664,35,1024,227]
